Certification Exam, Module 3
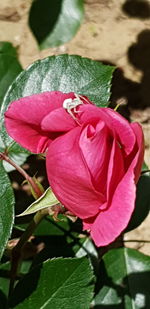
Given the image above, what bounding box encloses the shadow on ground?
[101,29,150,115]
[122,0,150,19]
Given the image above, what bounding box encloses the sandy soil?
[0,0,150,254]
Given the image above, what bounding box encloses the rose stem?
[0,152,43,198]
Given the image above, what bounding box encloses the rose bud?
[5,91,144,246]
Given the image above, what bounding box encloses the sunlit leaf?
[0,43,29,170]
[94,248,150,308]
[17,187,59,216]
[0,161,14,260]
[0,42,22,104]
[29,0,84,48]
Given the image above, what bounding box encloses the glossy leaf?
[0,42,22,104]
[75,238,98,259]
[0,42,29,170]
[0,54,114,146]
[0,161,14,260]
[10,257,94,309]
[29,0,84,48]
[126,172,150,232]
[17,187,59,216]
[94,248,150,308]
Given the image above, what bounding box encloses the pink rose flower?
[5,91,144,246]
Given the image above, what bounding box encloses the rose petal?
[106,139,125,205]
[79,121,112,193]
[83,132,144,246]
[5,91,75,153]
[89,171,135,246]
[41,107,77,132]
[46,126,105,219]
[102,108,136,154]
[79,104,136,155]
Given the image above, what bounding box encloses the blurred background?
[0,0,150,254]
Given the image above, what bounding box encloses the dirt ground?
[0,0,150,254]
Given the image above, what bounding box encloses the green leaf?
[0,54,114,146]
[29,0,84,48]
[126,172,150,232]
[94,248,150,308]
[75,237,98,259]
[10,257,94,309]
[0,262,10,299]
[142,161,149,171]
[0,136,5,152]
[17,187,59,216]
[0,42,29,170]
[34,216,70,236]
[0,41,18,56]
[0,42,22,105]
[0,161,14,260]
[15,216,70,236]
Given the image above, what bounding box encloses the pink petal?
[89,172,135,246]
[106,139,125,205]
[5,119,50,153]
[79,105,136,155]
[102,108,136,155]
[41,107,77,132]
[79,121,113,193]
[84,135,144,247]
[5,91,75,153]
[46,126,105,219]
[83,139,125,230]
